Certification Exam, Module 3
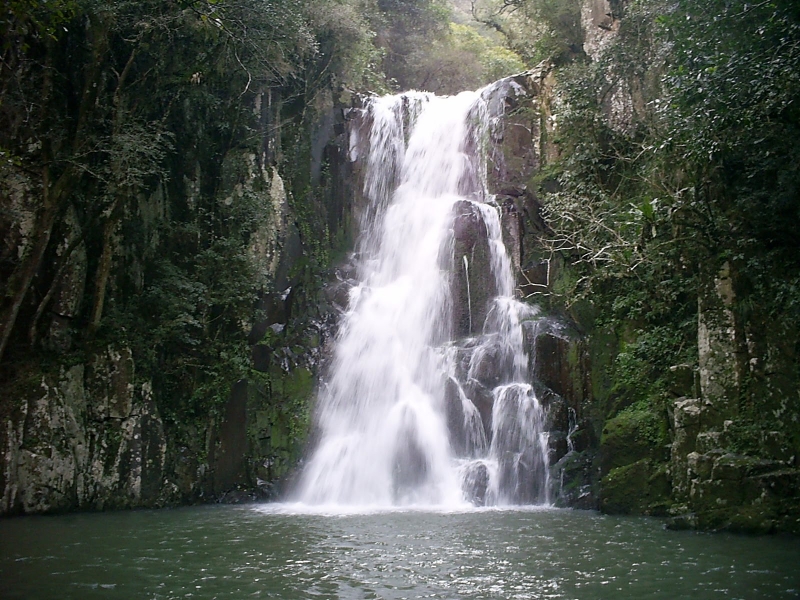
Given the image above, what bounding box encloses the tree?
[0,0,381,364]
[470,0,583,64]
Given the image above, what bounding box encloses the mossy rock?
[587,326,618,410]
[724,506,779,535]
[552,449,598,510]
[674,456,800,534]
[600,404,668,475]
[600,459,672,516]
[245,367,314,486]
[279,367,314,403]
[689,504,778,534]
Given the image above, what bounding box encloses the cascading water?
[295,84,549,507]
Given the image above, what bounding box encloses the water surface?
[1,505,798,599]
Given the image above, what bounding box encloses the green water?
[0,505,798,599]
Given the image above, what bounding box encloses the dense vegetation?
[1,0,797,523]
[0,0,371,458]
[502,0,799,526]
[0,0,528,506]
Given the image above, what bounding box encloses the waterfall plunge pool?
[2,504,798,599]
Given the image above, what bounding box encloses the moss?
[600,404,668,475]
[244,366,314,486]
[588,326,618,412]
[724,507,778,535]
[692,503,776,534]
[564,340,588,407]
[278,367,313,404]
[600,459,672,515]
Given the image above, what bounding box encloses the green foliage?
[518,0,583,62]
[471,0,583,64]
[1,0,78,44]
[659,0,800,324]
[614,325,689,392]
[0,0,393,489]
[405,22,525,93]
[305,0,388,93]
[370,0,452,89]
[535,0,800,482]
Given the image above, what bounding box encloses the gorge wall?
[492,1,800,534]
[0,1,367,513]
[0,83,355,512]
[2,0,798,534]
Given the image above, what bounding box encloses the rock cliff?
[1,79,356,513]
[2,0,797,534]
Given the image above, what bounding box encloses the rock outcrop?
[1,348,166,513]
[664,264,800,533]
[0,80,352,515]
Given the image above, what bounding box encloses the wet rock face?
[518,321,598,510]
[87,346,135,420]
[462,461,490,506]
[532,332,574,400]
[322,80,563,506]
[469,340,511,388]
[451,200,495,338]
[662,263,800,534]
[46,204,87,353]
[444,377,468,456]
[1,349,167,514]
[441,73,599,507]
[210,380,250,495]
[392,429,430,503]
[484,74,542,197]
[452,200,489,247]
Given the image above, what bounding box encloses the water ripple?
[0,505,798,599]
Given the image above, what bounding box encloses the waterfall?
[294,85,549,507]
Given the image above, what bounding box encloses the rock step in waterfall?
[295,85,550,507]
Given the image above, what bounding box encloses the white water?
[295,86,548,507]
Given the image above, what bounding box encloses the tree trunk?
[0,14,110,363]
[88,208,119,334]
[27,207,87,346]
[0,166,75,362]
